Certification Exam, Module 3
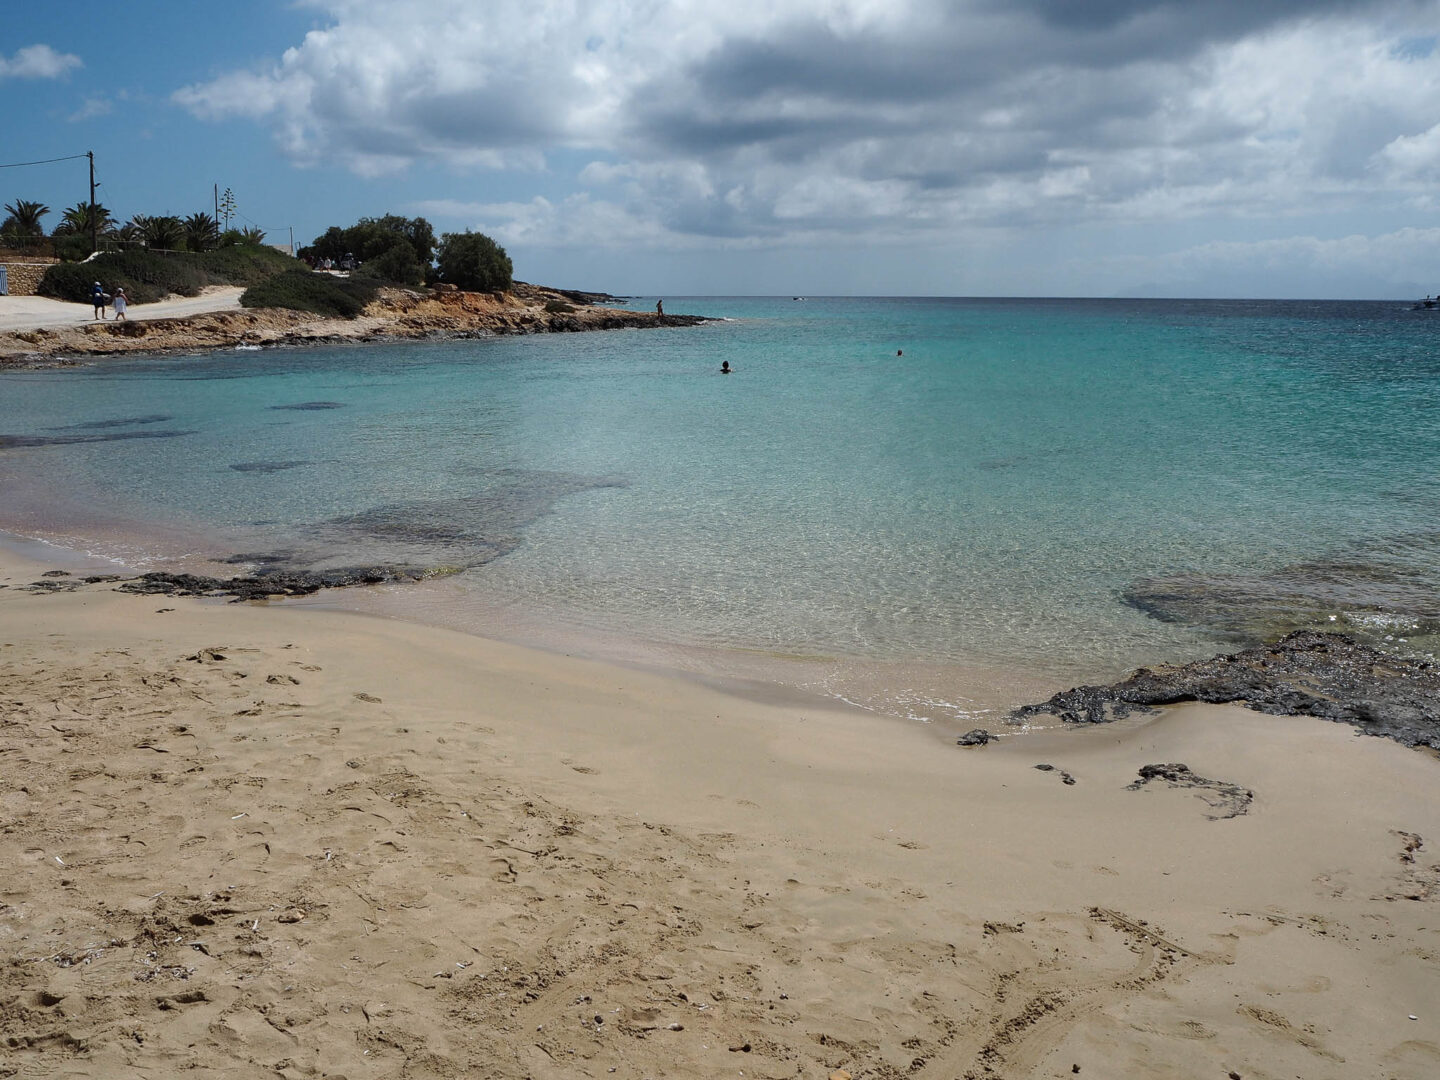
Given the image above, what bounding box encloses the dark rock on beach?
[116,566,432,602]
[24,573,124,593]
[1033,763,1077,785]
[1011,629,1440,749]
[956,729,992,747]
[1126,763,1253,819]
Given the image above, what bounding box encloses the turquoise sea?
[1,296,1438,723]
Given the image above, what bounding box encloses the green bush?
[239,269,379,318]
[436,230,512,293]
[302,214,435,269]
[38,245,297,305]
[51,234,94,264]
[198,244,296,285]
[40,249,206,304]
[354,242,423,286]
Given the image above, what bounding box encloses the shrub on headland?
[239,269,380,319]
[197,245,297,286]
[301,214,434,287]
[39,245,296,306]
[352,242,423,287]
[435,230,512,293]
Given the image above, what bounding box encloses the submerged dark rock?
[1011,630,1440,750]
[1123,544,1440,650]
[0,429,196,448]
[270,401,346,411]
[46,414,172,431]
[230,460,312,473]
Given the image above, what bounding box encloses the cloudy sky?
[4,0,1440,296]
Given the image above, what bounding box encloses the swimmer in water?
[896,349,903,356]
[721,361,732,374]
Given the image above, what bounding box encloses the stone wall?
[1,260,56,296]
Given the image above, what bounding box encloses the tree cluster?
[297,215,513,294]
[300,215,436,287]
[0,196,265,260]
[435,229,513,293]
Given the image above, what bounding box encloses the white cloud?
[176,1,1440,251]
[67,96,114,123]
[410,194,692,250]
[0,44,82,80]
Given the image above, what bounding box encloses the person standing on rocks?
[91,282,107,320]
[656,299,664,316]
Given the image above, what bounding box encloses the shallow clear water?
[2,296,1438,717]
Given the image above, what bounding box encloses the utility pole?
[214,183,220,234]
[88,150,97,254]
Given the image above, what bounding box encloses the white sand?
[0,544,1437,1078]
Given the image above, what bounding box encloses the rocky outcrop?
[0,284,708,365]
[1010,629,1440,749]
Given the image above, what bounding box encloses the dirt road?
[0,286,244,332]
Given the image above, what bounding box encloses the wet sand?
[1,546,1438,1078]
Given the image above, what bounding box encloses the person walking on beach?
[91,282,106,320]
[112,287,127,322]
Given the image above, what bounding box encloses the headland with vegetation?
[0,202,701,364]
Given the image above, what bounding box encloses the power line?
[237,210,286,232]
[0,152,90,170]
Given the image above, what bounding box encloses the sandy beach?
[1,544,1437,1079]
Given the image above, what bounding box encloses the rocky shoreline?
[0,282,708,366]
[1010,629,1440,750]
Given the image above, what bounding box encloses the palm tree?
[52,202,115,239]
[113,219,145,247]
[238,225,267,244]
[183,212,219,252]
[132,214,185,250]
[1,198,51,250]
